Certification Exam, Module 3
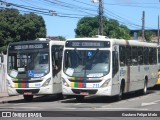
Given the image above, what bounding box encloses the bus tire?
[142,79,148,95]
[76,96,84,102]
[23,95,33,102]
[116,81,125,101]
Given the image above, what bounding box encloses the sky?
[1,0,160,38]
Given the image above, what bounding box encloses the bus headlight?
[62,78,69,87]
[101,79,111,88]
[42,78,51,87]
[7,79,13,87]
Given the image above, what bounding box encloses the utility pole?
[99,0,103,35]
[158,16,160,45]
[142,11,145,41]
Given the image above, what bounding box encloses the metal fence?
[0,55,7,93]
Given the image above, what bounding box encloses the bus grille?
[13,80,42,83]
[72,89,97,95]
[16,89,40,94]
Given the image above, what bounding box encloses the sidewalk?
[0,92,9,98]
[0,92,23,103]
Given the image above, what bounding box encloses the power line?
[0,0,157,29]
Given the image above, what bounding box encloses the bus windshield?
[8,49,49,78]
[64,50,110,78]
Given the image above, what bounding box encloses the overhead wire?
[0,0,158,29]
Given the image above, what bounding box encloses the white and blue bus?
[61,36,158,101]
[6,39,64,101]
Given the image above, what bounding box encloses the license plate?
[80,92,89,95]
[24,91,32,95]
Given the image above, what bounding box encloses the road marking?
[141,100,160,106]
[101,105,111,108]
[55,107,77,110]
[13,103,27,106]
[74,103,83,106]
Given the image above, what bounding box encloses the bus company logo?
[2,112,11,117]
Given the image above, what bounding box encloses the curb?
[0,100,9,104]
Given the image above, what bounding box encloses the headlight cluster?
[42,78,51,87]
[101,79,111,88]
[61,78,69,87]
[7,79,13,87]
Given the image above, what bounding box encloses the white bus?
[7,39,64,102]
[62,36,158,101]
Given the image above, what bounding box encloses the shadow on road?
[7,94,63,103]
[6,87,159,104]
[61,89,156,104]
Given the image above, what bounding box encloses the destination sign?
[9,43,48,50]
[65,41,110,48]
[14,44,43,50]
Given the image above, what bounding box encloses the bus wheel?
[76,96,84,102]
[116,82,124,101]
[23,95,33,102]
[142,80,148,95]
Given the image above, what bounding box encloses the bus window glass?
[126,46,131,65]
[131,46,138,65]
[149,48,155,64]
[52,45,63,75]
[8,49,49,78]
[64,50,110,78]
[119,46,125,66]
[144,47,149,65]
[138,47,143,65]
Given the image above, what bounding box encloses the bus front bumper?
[7,84,53,96]
[62,86,112,96]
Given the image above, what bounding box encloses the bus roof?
[8,39,64,46]
[66,37,157,48]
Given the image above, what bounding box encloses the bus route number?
[93,84,99,88]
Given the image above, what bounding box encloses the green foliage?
[75,16,130,40]
[0,8,46,52]
[58,36,66,41]
[138,31,156,42]
[75,17,99,37]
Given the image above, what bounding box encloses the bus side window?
[158,48,160,65]
[138,47,143,65]
[131,46,138,65]
[144,47,149,65]
[0,54,4,63]
[52,45,63,75]
[154,48,157,64]
[112,51,119,77]
[119,46,125,66]
[149,48,156,65]
[126,46,131,66]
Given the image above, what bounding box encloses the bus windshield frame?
[63,49,110,78]
[7,43,50,79]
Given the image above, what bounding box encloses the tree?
[75,16,130,40]
[75,17,99,37]
[58,36,66,41]
[138,31,156,42]
[0,8,46,52]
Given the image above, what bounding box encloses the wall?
[0,55,7,94]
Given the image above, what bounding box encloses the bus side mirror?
[0,54,4,63]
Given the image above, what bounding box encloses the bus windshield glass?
[64,50,110,78]
[7,47,49,79]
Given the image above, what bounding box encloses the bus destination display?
[9,43,48,50]
[65,41,110,48]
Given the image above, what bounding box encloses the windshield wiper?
[88,48,99,60]
[74,48,82,60]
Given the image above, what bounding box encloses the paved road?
[0,88,160,120]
